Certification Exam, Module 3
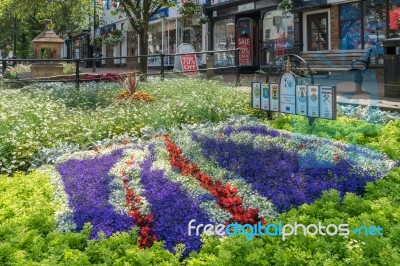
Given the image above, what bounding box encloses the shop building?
[292,0,400,67]
[205,0,295,70]
[91,1,208,68]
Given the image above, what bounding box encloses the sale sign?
[180,54,198,75]
[238,37,251,65]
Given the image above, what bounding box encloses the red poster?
[180,54,198,75]
[238,37,251,65]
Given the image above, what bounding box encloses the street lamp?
[92,0,97,72]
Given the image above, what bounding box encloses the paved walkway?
[81,67,400,111]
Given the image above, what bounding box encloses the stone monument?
[31,19,64,79]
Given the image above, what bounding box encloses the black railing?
[1,49,241,87]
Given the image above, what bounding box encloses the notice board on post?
[250,68,336,121]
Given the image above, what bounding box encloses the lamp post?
[92,0,97,72]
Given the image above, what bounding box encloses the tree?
[118,0,177,74]
[0,0,92,58]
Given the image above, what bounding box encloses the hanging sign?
[307,85,320,118]
[261,83,270,111]
[296,85,307,116]
[251,82,261,109]
[269,82,279,112]
[279,72,297,114]
[319,86,336,120]
[180,54,198,75]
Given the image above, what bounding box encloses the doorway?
[307,12,329,51]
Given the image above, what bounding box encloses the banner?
[238,37,251,65]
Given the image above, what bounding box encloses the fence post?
[206,52,214,79]
[235,48,240,86]
[75,59,80,88]
[160,53,165,81]
[2,59,6,76]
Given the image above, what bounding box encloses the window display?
[261,10,294,65]
[213,18,235,66]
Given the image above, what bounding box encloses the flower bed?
[48,118,395,257]
[80,73,123,82]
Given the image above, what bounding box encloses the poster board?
[319,86,336,120]
[307,85,320,118]
[251,82,261,109]
[279,72,297,114]
[261,83,270,111]
[269,82,279,112]
[174,43,196,73]
[296,85,307,116]
[180,54,198,75]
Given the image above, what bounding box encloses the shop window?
[389,0,400,37]
[148,23,162,66]
[364,0,386,56]
[340,2,362,50]
[179,18,203,65]
[261,10,294,65]
[213,18,235,66]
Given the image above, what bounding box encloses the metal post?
[308,117,315,126]
[2,59,6,75]
[160,53,165,81]
[13,16,17,66]
[92,0,97,73]
[75,59,80,88]
[235,48,240,86]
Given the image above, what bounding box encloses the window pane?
[364,0,386,56]
[213,18,235,66]
[389,0,400,38]
[340,2,362,50]
[261,10,294,65]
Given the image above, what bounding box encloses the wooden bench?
[298,49,373,94]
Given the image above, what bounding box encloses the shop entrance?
[307,12,329,51]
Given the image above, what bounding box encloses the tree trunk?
[139,29,149,77]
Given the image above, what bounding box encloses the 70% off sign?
[180,54,199,75]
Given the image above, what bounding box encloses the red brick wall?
[330,5,339,50]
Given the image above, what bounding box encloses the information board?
[307,85,319,118]
[296,85,307,116]
[251,82,261,109]
[270,82,279,111]
[261,83,270,111]
[279,72,297,114]
[319,86,336,120]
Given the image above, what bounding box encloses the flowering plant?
[103,30,124,47]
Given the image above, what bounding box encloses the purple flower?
[139,144,211,257]
[193,135,384,212]
[56,149,133,239]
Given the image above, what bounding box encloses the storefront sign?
[319,86,336,120]
[238,3,255,13]
[279,72,297,114]
[296,85,307,116]
[180,54,198,75]
[270,82,279,111]
[238,37,251,65]
[261,83,270,111]
[307,85,319,118]
[251,82,261,109]
[174,43,196,73]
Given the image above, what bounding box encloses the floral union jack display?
[51,117,396,256]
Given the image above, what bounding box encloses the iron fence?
[1,49,241,87]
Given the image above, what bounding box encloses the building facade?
[292,0,400,66]
[205,0,295,70]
